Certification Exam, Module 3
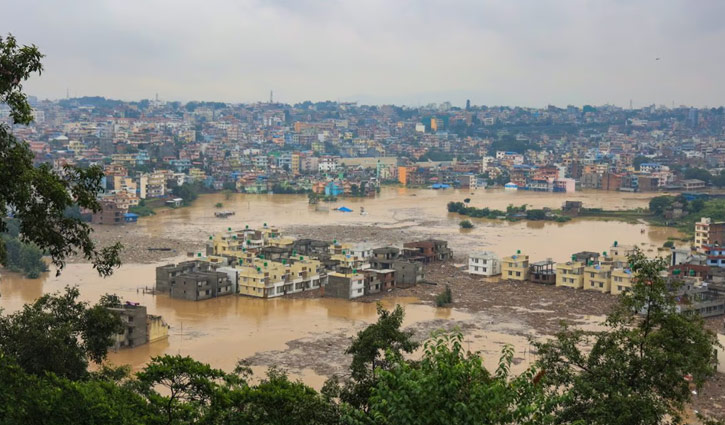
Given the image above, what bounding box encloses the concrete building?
[326,272,365,299]
[108,303,169,350]
[695,218,725,253]
[556,261,585,289]
[392,260,424,287]
[501,252,529,281]
[403,240,453,263]
[704,244,725,268]
[611,268,634,295]
[529,259,556,285]
[92,200,127,225]
[468,251,501,276]
[236,255,324,298]
[584,264,612,293]
[139,171,166,199]
[364,269,395,294]
[609,242,636,263]
[156,260,214,293]
[170,271,233,301]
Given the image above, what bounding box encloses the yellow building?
[398,166,409,185]
[501,252,529,281]
[609,242,636,263]
[189,167,207,182]
[584,264,612,293]
[610,268,634,295]
[291,153,301,175]
[237,256,323,298]
[147,315,169,343]
[556,261,585,289]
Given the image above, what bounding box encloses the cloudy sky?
[2,0,724,107]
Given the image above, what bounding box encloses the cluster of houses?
[155,224,453,301]
[469,235,725,318]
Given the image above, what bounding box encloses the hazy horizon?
[3,0,724,108]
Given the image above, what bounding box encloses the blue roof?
[338,206,353,212]
[124,213,139,218]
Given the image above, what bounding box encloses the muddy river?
[0,187,684,387]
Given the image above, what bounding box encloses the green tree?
[648,195,674,215]
[333,304,418,410]
[684,167,712,184]
[0,34,121,276]
[633,156,649,171]
[459,219,474,229]
[535,251,718,425]
[348,332,552,425]
[0,287,123,380]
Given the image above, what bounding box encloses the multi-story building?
[501,252,529,281]
[170,271,233,301]
[583,264,612,293]
[92,200,127,225]
[556,261,585,289]
[156,260,214,293]
[611,268,634,295]
[236,255,324,298]
[468,251,501,276]
[609,242,636,263]
[107,303,169,350]
[139,171,167,199]
[326,271,365,299]
[364,269,395,294]
[704,244,725,268]
[695,218,725,253]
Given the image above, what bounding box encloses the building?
[468,251,501,276]
[403,240,453,263]
[92,200,127,225]
[108,303,169,350]
[583,264,612,293]
[236,255,324,298]
[139,171,167,199]
[326,272,365,299]
[556,261,585,289]
[364,269,395,294]
[501,252,529,281]
[529,259,556,285]
[681,179,706,191]
[704,245,725,268]
[392,260,424,287]
[609,242,636,263]
[156,260,214,293]
[611,268,634,295]
[170,271,233,301]
[695,218,725,253]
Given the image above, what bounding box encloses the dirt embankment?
[66,224,204,265]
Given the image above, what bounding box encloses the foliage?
[535,251,718,425]
[488,135,540,155]
[459,219,474,229]
[1,232,47,277]
[0,34,122,276]
[171,182,201,205]
[331,304,418,410]
[435,285,453,307]
[128,204,155,217]
[349,333,553,425]
[525,209,547,220]
[662,240,675,248]
[0,286,123,380]
[214,202,223,208]
[633,155,650,171]
[684,167,712,184]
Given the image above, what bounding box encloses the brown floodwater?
[0,187,683,386]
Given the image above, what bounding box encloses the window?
[599,282,603,288]
[357,289,362,293]
[516,272,521,277]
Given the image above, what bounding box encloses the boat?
[214,211,236,218]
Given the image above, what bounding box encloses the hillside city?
[4,97,725,220]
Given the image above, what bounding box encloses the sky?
[1,0,724,107]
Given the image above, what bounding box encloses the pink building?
[554,178,576,193]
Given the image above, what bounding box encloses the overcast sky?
[2,0,724,107]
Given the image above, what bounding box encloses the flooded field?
[0,187,685,387]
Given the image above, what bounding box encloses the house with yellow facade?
[611,268,634,295]
[609,242,636,263]
[236,255,324,298]
[584,264,612,293]
[501,252,529,281]
[555,261,585,289]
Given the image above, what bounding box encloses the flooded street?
[0,188,683,387]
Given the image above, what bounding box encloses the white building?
[468,251,501,276]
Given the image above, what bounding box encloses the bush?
[459,220,474,229]
[129,205,155,217]
[214,202,223,208]
[435,285,453,307]
[663,240,675,248]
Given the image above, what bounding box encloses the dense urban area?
[4,24,725,424]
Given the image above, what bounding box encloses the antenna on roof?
[270,90,273,104]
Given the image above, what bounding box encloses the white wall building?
[468,251,501,276]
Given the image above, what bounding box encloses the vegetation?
[1,218,48,277]
[488,134,541,155]
[0,34,122,276]
[128,200,156,217]
[448,201,571,222]
[435,285,453,307]
[214,202,223,208]
[171,181,203,205]
[459,219,474,229]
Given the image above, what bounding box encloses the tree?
[633,156,649,171]
[0,287,123,380]
[0,34,121,276]
[684,167,712,184]
[332,304,418,410]
[535,251,718,425]
[648,195,674,215]
[348,332,551,425]
[459,219,474,229]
